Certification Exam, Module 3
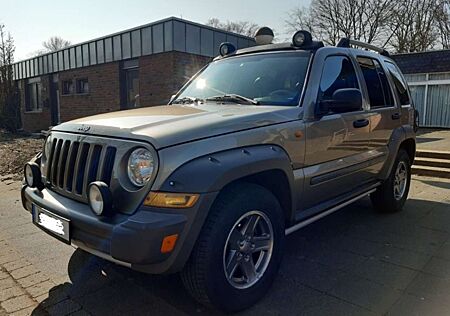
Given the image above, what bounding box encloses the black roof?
[392,49,450,74]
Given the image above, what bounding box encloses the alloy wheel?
[223,210,274,289]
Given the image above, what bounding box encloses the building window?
[62,80,74,95]
[25,79,42,112]
[76,78,89,94]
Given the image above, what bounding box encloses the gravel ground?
[0,130,44,181]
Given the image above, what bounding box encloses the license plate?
[32,205,70,243]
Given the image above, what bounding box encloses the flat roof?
[392,49,450,74]
[12,17,255,81]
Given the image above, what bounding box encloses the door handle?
[353,119,369,128]
[392,112,401,120]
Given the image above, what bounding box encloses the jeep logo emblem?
[77,125,91,133]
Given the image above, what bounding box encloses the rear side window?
[318,56,359,101]
[357,57,394,108]
[385,62,410,105]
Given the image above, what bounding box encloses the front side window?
[318,56,359,102]
[25,80,42,112]
[386,62,410,105]
[357,57,394,108]
[175,52,311,106]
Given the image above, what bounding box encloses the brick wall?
[58,62,120,122]
[139,52,211,106]
[20,51,211,131]
[19,76,52,132]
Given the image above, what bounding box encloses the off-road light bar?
[219,42,236,57]
[292,30,312,47]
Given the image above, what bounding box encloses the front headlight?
[127,148,154,187]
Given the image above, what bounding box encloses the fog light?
[88,182,112,216]
[144,192,199,208]
[24,162,41,188]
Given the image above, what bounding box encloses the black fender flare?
[378,125,415,180]
[159,144,296,211]
[152,145,295,273]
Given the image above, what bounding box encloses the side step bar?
[285,188,377,236]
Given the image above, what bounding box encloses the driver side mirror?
[318,88,362,116]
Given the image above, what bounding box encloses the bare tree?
[436,0,450,49]
[287,0,397,46]
[286,0,447,52]
[42,36,71,52]
[206,18,260,37]
[285,6,315,34]
[387,0,442,53]
[0,24,20,132]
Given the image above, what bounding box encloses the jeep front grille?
[46,137,116,199]
[42,131,158,214]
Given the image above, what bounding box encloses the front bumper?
[21,185,217,274]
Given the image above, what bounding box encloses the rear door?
[302,54,372,211]
[355,55,401,176]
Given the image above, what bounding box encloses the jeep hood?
[53,104,301,149]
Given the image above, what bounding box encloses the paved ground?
[417,128,450,151]
[0,176,450,316]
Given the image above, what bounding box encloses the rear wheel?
[181,183,285,312]
[371,149,411,213]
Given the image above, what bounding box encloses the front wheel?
[371,149,411,213]
[181,183,285,313]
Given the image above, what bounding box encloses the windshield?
[175,52,311,106]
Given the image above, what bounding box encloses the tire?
[181,183,285,313]
[371,149,411,213]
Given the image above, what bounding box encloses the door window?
[385,62,411,105]
[318,56,359,102]
[357,57,394,108]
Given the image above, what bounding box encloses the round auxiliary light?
[292,30,312,47]
[24,162,41,188]
[127,148,155,187]
[88,182,112,216]
[254,27,274,45]
[219,42,236,57]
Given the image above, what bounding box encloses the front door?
[120,59,140,109]
[302,55,372,211]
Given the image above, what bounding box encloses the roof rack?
[337,38,390,57]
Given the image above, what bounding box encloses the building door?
[50,74,60,126]
[120,59,140,109]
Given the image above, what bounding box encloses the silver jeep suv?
[22,31,417,312]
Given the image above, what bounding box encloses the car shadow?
[31,196,450,315]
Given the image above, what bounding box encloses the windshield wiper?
[172,96,204,104]
[206,94,259,105]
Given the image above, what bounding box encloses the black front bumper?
[22,185,217,274]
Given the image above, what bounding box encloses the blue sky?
[3,0,310,61]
